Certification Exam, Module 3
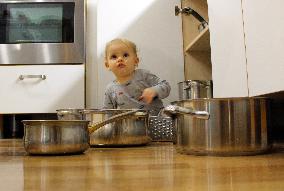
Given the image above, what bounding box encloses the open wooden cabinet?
[180,0,211,81]
[179,0,250,98]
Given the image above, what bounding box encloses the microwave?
[0,0,85,64]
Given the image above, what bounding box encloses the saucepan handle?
[163,105,210,120]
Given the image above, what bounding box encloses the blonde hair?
[104,38,138,60]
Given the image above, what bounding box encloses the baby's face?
[105,42,139,80]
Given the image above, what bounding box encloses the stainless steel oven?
[0,0,85,64]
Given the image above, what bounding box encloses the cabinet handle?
[19,75,47,80]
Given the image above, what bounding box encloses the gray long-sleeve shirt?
[103,69,171,115]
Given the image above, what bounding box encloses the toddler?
[103,38,171,116]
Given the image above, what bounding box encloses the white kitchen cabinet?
[0,65,84,114]
[181,0,249,98]
[207,0,249,98]
[242,0,284,96]
[207,0,284,98]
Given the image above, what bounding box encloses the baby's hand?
[138,88,157,104]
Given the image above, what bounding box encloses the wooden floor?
[0,139,283,191]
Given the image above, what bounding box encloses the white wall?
[86,0,184,108]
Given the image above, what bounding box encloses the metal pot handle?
[88,109,144,134]
[163,105,210,120]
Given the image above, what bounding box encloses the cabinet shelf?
[182,0,212,80]
[185,26,210,52]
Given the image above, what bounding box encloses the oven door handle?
[19,75,47,80]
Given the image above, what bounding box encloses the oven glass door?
[0,3,74,44]
[0,0,85,65]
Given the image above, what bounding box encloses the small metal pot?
[22,120,90,155]
[82,109,151,146]
[178,80,212,100]
[164,97,272,156]
[56,109,83,120]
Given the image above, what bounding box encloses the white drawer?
[0,65,85,113]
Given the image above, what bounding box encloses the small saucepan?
[178,80,212,100]
[22,120,90,155]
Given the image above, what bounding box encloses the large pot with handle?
[82,109,150,146]
[164,97,272,156]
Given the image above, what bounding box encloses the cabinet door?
[0,65,84,113]
[242,0,284,96]
[207,0,249,97]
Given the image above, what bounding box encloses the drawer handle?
[19,75,47,80]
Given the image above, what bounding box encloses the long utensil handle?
[164,105,210,120]
[88,109,140,134]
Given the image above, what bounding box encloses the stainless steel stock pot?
[164,97,272,156]
[178,80,212,100]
